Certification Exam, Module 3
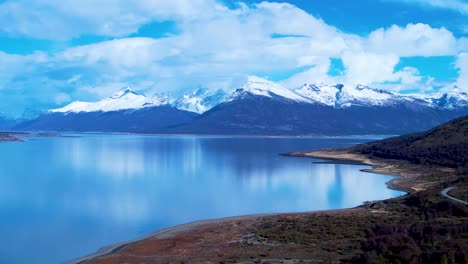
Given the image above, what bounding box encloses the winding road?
[441,187,468,205]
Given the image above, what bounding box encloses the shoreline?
[70,208,368,264]
[288,149,421,193]
[72,148,441,263]
[287,148,456,193]
[0,132,68,143]
[0,134,22,142]
[68,213,277,264]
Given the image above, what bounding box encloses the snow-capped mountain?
[15,79,468,135]
[337,85,407,107]
[229,76,311,103]
[431,86,468,109]
[50,88,168,113]
[295,83,340,106]
[172,88,228,114]
[49,80,468,115]
[166,78,467,135]
[18,88,197,132]
[225,77,431,109]
[295,83,412,108]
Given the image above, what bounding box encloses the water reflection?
[0,135,403,264]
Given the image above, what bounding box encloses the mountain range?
[10,76,468,135]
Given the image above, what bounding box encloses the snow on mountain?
[296,83,409,107]
[50,88,168,113]
[229,76,311,102]
[431,86,468,109]
[337,85,405,107]
[172,88,228,114]
[49,81,468,116]
[295,84,341,106]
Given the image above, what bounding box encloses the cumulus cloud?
[366,23,458,56]
[342,52,400,84]
[0,0,218,40]
[0,1,465,116]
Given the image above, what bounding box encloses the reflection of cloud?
[238,162,402,210]
[67,136,146,179]
[97,146,146,178]
[62,193,151,223]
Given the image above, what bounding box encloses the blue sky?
[0,0,467,117]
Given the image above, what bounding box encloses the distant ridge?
[15,106,198,133]
[13,78,468,135]
[48,78,468,115]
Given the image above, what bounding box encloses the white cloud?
[455,53,468,90]
[58,37,177,69]
[0,1,465,116]
[0,0,218,40]
[341,52,401,85]
[458,37,468,52]
[366,23,458,56]
[280,58,333,89]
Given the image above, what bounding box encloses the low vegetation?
[352,116,468,173]
[251,180,468,264]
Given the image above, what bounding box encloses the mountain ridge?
[49,78,468,115]
[12,77,468,135]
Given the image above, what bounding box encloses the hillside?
[15,106,199,133]
[168,94,466,135]
[352,115,468,170]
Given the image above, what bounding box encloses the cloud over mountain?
[0,0,466,117]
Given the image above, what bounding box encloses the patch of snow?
[430,86,468,109]
[50,87,167,113]
[172,88,228,114]
[337,85,396,107]
[295,84,340,106]
[232,76,311,102]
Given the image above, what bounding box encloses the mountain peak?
[432,86,468,109]
[111,87,142,99]
[295,83,340,106]
[50,87,165,113]
[234,76,309,102]
[173,88,228,114]
[295,83,401,107]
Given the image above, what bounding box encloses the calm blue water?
[0,135,404,264]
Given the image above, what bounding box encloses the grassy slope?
[352,116,468,171]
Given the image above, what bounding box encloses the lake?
[0,135,404,263]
